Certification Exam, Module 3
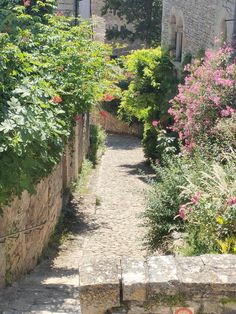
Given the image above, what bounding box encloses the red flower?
[102,93,115,102]
[74,115,82,122]
[23,0,31,7]
[99,110,109,118]
[52,95,62,104]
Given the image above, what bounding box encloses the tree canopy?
[102,0,162,46]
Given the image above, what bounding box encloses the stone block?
[79,258,121,314]
[122,257,147,302]
[146,256,179,297]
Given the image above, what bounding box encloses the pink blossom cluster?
[168,45,236,150]
[226,197,236,206]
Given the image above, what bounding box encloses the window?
[169,14,184,62]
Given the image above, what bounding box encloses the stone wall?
[79,255,236,314]
[162,0,235,59]
[0,114,90,288]
[57,0,91,19]
[91,109,142,137]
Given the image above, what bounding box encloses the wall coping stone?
[79,255,236,314]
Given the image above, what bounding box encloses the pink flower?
[23,0,30,7]
[152,120,159,127]
[221,106,234,117]
[178,205,186,220]
[226,197,236,206]
[191,192,202,205]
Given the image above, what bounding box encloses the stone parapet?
[0,114,90,288]
[79,255,236,314]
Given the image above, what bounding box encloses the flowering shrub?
[143,154,194,251]
[179,155,236,255]
[144,152,236,255]
[0,5,116,209]
[169,46,236,151]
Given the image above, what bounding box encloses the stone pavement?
[0,134,150,313]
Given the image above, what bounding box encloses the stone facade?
[0,114,90,288]
[79,255,236,314]
[57,0,91,18]
[162,0,235,60]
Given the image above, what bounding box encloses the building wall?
[57,0,91,19]
[162,0,235,59]
[0,115,90,287]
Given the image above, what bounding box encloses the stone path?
[0,134,150,313]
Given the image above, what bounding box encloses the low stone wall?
[79,255,236,314]
[91,110,142,137]
[0,114,90,288]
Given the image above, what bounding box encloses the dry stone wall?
[91,109,142,137]
[162,0,235,57]
[0,114,90,288]
[79,255,236,314]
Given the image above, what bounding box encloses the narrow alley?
[0,134,150,313]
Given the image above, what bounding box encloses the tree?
[102,0,162,47]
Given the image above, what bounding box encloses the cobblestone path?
[0,134,150,313]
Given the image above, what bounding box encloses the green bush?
[144,150,236,255]
[143,154,190,251]
[119,47,178,162]
[0,6,115,209]
[88,125,107,166]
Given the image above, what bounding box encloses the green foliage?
[119,47,178,162]
[0,8,115,209]
[88,125,107,166]
[102,0,162,46]
[180,154,236,255]
[144,150,236,255]
[143,154,188,251]
[143,45,236,256]
[73,159,93,194]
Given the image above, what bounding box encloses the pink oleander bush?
[144,45,236,255]
[168,45,236,151]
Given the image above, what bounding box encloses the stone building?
[57,0,91,19]
[161,0,235,61]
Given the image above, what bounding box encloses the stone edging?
[79,255,236,314]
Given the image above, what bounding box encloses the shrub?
[179,154,236,255]
[143,154,191,251]
[119,47,178,161]
[88,125,107,166]
[169,45,236,152]
[0,6,115,209]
